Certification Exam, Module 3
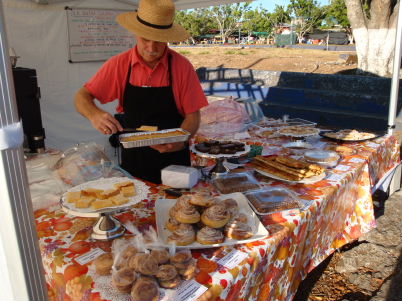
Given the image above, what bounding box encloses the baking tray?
[119,128,190,148]
[319,130,385,143]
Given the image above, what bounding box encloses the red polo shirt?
[84,46,208,116]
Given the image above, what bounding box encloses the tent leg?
[389,1,402,135]
[0,2,48,301]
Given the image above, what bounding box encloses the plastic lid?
[244,187,303,215]
[212,172,260,194]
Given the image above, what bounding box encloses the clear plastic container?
[211,172,260,194]
[244,187,305,215]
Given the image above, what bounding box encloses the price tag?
[349,157,365,164]
[326,173,344,182]
[217,249,248,270]
[75,248,105,265]
[175,279,208,301]
[335,165,351,172]
[234,132,251,139]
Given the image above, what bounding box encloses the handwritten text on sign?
[66,8,135,62]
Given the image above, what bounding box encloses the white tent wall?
[4,0,138,161]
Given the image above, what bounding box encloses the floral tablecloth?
[33,133,400,301]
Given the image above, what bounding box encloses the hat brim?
[117,12,190,43]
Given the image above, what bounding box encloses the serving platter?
[319,130,384,143]
[155,192,269,249]
[254,168,326,184]
[190,144,250,159]
[60,176,150,217]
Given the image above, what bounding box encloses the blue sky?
[250,0,328,12]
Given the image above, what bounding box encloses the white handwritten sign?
[66,8,136,62]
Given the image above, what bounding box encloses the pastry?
[81,188,103,198]
[196,226,225,245]
[114,245,138,270]
[114,181,134,190]
[75,196,95,208]
[131,276,159,301]
[151,249,170,265]
[121,185,136,197]
[224,217,253,240]
[167,224,196,246]
[221,198,239,218]
[91,199,114,210]
[94,252,114,275]
[65,191,81,203]
[158,275,181,289]
[189,193,216,207]
[325,145,355,156]
[170,251,193,269]
[121,129,186,142]
[177,260,196,280]
[166,216,182,232]
[201,204,230,228]
[112,267,136,293]
[175,203,200,224]
[156,264,178,281]
[99,188,120,199]
[110,194,129,206]
[136,125,158,131]
[128,253,158,276]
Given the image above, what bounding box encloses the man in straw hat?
[74,0,208,184]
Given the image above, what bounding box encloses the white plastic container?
[161,165,199,189]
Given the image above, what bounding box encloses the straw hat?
[116,0,190,43]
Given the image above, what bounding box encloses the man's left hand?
[151,141,186,153]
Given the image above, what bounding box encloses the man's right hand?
[89,111,123,135]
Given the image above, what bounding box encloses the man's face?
[136,36,167,66]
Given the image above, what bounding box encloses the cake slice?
[121,185,136,197]
[99,188,120,200]
[110,194,129,206]
[81,188,104,198]
[91,199,114,210]
[76,197,95,208]
[66,191,81,203]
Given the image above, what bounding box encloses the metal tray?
[119,128,190,148]
[319,130,385,143]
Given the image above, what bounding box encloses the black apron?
[121,55,190,184]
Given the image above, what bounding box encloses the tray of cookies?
[60,176,150,217]
[155,192,269,249]
[119,128,190,148]
[211,172,261,194]
[191,140,250,158]
[251,155,326,184]
[244,187,307,215]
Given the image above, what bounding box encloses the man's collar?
[131,45,169,70]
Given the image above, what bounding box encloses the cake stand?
[190,144,250,178]
[60,177,150,240]
[61,203,127,240]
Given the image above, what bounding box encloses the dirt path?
[173,46,357,74]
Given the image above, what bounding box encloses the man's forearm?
[74,87,101,120]
[180,111,201,137]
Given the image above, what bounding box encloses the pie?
[278,126,319,137]
[324,129,376,141]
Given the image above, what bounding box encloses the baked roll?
[196,226,224,245]
[166,216,182,232]
[112,267,136,293]
[221,198,239,218]
[167,224,196,246]
[201,204,230,228]
[150,249,170,265]
[170,251,193,270]
[224,215,253,240]
[94,252,113,275]
[131,276,159,301]
[128,253,158,276]
[156,264,178,281]
[189,193,216,207]
[175,203,200,224]
[177,260,196,280]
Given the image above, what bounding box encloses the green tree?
[288,0,326,43]
[271,5,291,26]
[242,7,274,39]
[175,9,215,43]
[208,2,252,43]
[325,0,353,43]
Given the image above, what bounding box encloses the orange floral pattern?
[33,133,400,301]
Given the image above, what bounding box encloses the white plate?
[254,168,326,184]
[61,177,150,216]
[190,144,250,159]
[155,192,269,249]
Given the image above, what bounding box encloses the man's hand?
[89,111,123,135]
[151,141,186,153]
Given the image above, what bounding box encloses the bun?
[224,216,253,240]
[189,193,216,207]
[166,216,181,232]
[112,267,136,293]
[151,249,170,265]
[167,224,196,246]
[158,276,181,289]
[94,253,113,275]
[130,276,159,301]
[129,253,158,276]
[201,204,230,228]
[175,203,200,224]
[155,264,178,281]
[196,227,224,245]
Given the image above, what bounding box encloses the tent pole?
[388,0,402,135]
[0,2,48,301]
